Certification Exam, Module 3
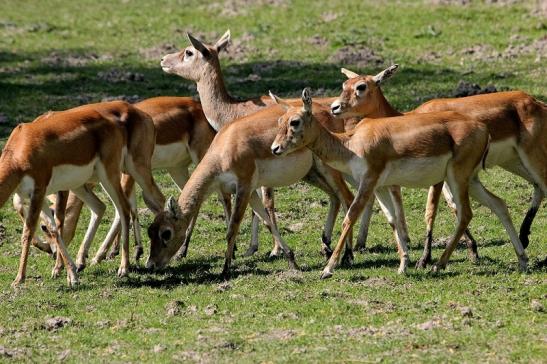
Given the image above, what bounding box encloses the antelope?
[332,65,547,267]
[145,102,355,278]
[0,101,165,287]
[160,30,354,259]
[271,89,529,279]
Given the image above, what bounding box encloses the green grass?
[0,0,546,362]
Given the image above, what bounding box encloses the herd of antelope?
[0,30,545,288]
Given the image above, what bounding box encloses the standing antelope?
[271,89,529,279]
[332,65,547,267]
[0,101,164,287]
[160,30,354,259]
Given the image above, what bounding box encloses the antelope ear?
[341,67,360,79]
[269,90,290,111]
[301,88,312,113]
[187,33,211,58]
[165,196,182,220]
[373,64,399,85]
[214,29,231,53]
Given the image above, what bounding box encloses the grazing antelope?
[332,65,547,267]
[145,102,355,278]
[271,89,529,279]
[0,101,165,287]
[160,30,352,259]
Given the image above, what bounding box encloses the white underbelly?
[379,154,451,188]
[485,137,518,168]
[151,141,191,169]
[46,158,98,194]
[255,150,313,187]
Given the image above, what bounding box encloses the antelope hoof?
[117,266,129,278]
[518,257,529,272]
[398,257,409,275]
[320,267,334,280]
[134,246,144,262]
[51,267,62,279]
[320,244,333,258]
[67,275,79,288]
[431,262,445,273]
[269,247,284,259]
[107,250,119,260]
[468,253,479,265]
[341,250,354,266]
[415,256,430,269]
[354,244,366,253]
[76,263,86,273]
[221,269,231,281]
[243,246,258,257]
[11,277,24,288]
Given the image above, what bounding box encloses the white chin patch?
[162,66,172,73]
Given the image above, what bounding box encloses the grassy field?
[0,0,546,362]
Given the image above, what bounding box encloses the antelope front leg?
[222,185,251,280]
[321,175,377,279]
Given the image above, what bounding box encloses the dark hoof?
[134,246,144,262]
[107,250,119,260]
[221,270,231,281]
[416,257,431,269]
[341,250,354,267]
[243,246,258,257]
[320,244,333,259]
[76,264,86,273]
[354,244,366,253]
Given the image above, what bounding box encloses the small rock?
[531,299,544,312]
[204,304,218,316]
[216,282,231,292]
[460,306,473,318]
[43,317,71,331]
[58,349,70,361]
[166,300,185,317]
[153,344,165,353]
[417,320,436,330]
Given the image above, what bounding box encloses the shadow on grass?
[0,46,494,138]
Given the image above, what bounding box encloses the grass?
[0,0,546,362]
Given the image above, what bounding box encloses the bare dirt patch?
[41,52,112,67]
[165,300,185,317]
[307,35,329,48]
[329,46,384,67]
[43,316,71,331]
[224,33,257,62]
[97,69,144,83]
[100,95,142,103]
[204,0,288,17]
[452,80,499,97]
[461,35,547,63]
[139,43,178,62]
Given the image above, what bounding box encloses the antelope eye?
[356,84,367,92]
[185,49,194,57]
[289,119,300,127]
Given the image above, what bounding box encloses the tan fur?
[333,68,546,263]
[0,101,162,287]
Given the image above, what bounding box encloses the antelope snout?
[331,101,342,115]
[271,144,282,156]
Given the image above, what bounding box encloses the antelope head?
[330,64,399,118]
[270,88,317,156]
[160,30,231,82]
[146,197,190,270]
